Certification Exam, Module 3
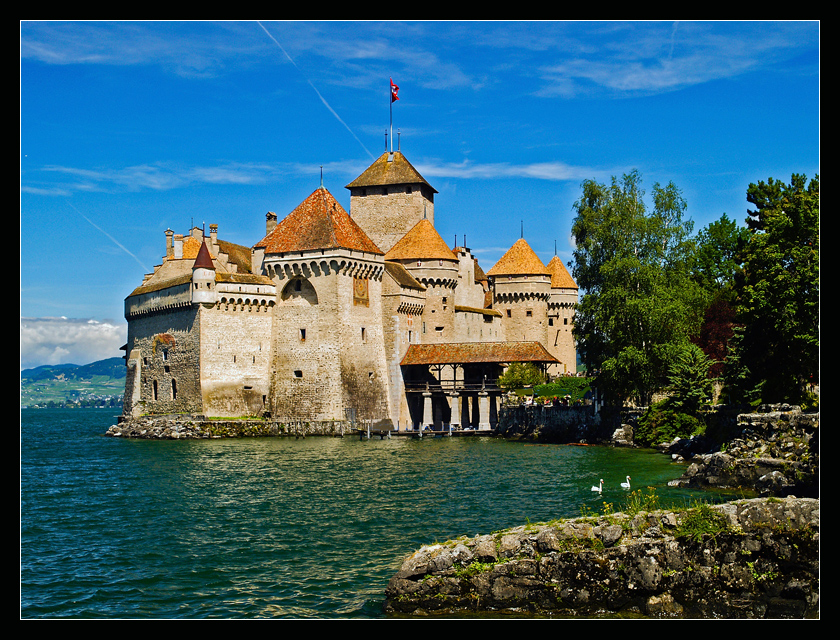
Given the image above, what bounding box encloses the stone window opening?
[361,327,366,342]
[153,380,158,401]
[294,370,303,378]
[300,328,306,341]
[171,379,177,400]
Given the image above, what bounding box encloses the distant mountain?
[21,357,126,408]
[21,357,126,381]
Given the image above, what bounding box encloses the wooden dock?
[354,427,491,439]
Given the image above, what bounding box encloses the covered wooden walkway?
[399,341,558,430]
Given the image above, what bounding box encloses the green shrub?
[636,402,704,447]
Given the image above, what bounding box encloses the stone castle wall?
[350,185,434,253]
[123,307,203,417]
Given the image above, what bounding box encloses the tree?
[730,173,819,405]
[498,362,545,390]
[693,213,749,293]
[571,170,707,406]
[692,213,749,379]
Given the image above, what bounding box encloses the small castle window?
[526,310,533,317]
[171,379,177,400]
[294,370,303,378]
[506,309,512,318]
[300,328,306,341]
[361,327,366,342]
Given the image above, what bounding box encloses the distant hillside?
[21,357,126,408]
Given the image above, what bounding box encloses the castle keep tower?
[346,151,437,253]
[253,186,392,426]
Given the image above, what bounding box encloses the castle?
[122,150,578,430]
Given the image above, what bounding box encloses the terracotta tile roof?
[486,238,550,277]
[546,255,578,289]
[217,239,254,274]
[127,273,193,298]
[473,258,488,282]
[253,187,382,255]
[384,261,426,291]
[384,219,459,262]
[454,305,502,317]
[400,341,558,366]
[346,151,437,193]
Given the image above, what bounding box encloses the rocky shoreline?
[383,404,819,618]
[384,496,819,618]
[105,415,353,439]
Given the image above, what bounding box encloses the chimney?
[266,211,278,236]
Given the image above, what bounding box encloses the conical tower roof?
[486,238,549,277]
[546,255,577,289]
[384,219,458,263]
[346,151,437,193]
[193,240,215,270]
[254,187,382,255]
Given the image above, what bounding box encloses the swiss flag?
[390,78,399,103]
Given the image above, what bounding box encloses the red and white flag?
[390,78,400,103]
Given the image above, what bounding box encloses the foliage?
[730,174,819,405]
[570,170,708,406]
[675,502,731,544]
[636,402,704,447]
[497,362,546,390]
[533,377,592,402]
[621,487,662,516]
[693,213,750,293]
[663,343,714,415]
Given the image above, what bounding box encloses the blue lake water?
[21,407,739,619]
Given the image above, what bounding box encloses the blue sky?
[20,20,820,369]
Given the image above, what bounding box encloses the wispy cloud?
[418,158,613,182]
[531,21,818,98]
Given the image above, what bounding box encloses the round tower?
[486,238,551,344]
[191,240,217,305]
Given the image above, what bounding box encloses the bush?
[636,402,704,447]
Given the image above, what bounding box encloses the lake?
[20,407,737,619]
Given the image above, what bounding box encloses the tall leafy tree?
[692,213,750,378]
[571,170,707,406]
[730,173,819,405]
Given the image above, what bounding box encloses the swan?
[591,479,604,493]
[621,476,631,489]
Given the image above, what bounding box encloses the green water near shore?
[21,408,740,619]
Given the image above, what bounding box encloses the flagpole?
[389,80,393,154]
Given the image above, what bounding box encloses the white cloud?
[20,317,126,370]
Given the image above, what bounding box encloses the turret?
[191,240,217,305]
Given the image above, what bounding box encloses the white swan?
[621,476,631,490]
[591,479,604,493]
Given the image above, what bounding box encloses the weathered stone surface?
[105,415,352,439]
[384,497,819,618]
[667,405,818,498]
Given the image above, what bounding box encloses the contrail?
[257,21,374,160]
[69,202,151,273]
